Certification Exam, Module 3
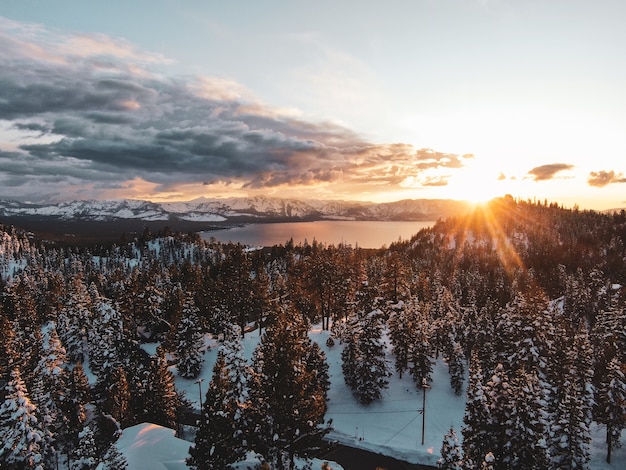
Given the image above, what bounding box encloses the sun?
[447,166,506,205]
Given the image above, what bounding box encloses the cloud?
[0,17,471,202]
[587,170,626,188]
[527,163,574,181]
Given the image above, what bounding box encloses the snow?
[113,423,190,470]
[142,323,625,469]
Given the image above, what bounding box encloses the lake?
[201,220,435,249]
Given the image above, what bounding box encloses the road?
[318,443,435,470]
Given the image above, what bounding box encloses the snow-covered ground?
[142,324,624,469]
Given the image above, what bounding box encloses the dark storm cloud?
[587,170,626,188]
[0,18,471,201]
[527,163,574,181]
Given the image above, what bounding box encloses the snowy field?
[133,324,625,469]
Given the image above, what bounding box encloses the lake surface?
[201,220,435,249]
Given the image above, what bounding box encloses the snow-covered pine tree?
[388,301,413,379]
[31,322,70,466]
[102,365,131,428]
[595,357,626,464]
[353,309,390,404]
[437,427,463,470]
[0,310,18,387]
[175,293,205,379]
[548,324,593,469]
[483,363,510,466]
[447,340,465,396]
[58,276,93,364]
[409,307,434,389]
[188,324,248,470]
[503,369,549,469]
[340,316,360,393]
[248,307,331,469]
[99,442,128,469]
[67,362,91,445]
[0,368,45,470]
[70,425,98,470]
[144,346,178,429]
[462,351,491,467]
[88,293,124,379]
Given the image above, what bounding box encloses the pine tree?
[595,357,626,464]
[354,310,390,404]
[0,311,18,387]
[503,369,549,469]
[388,302,412,379]
[248,307,331,469]
[102,365,131,428]
[448,340,465,396]
[175,294,205,379]
[549,325,593,469]
[58,276,92,364]
[70,425,98,470]
[409,315,434,389]
[188,324,248,470]
[0,368,45,469]
[67,363,91,445]
[31,322,70,466]
[88,295,124,379]
[341,310,390,404]
[99,442,128,470]
[437,427,463,470]
[462,352,491,467]
[144,346,178,429]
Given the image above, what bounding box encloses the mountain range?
[0,196,471,224]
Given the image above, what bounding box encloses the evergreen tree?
[102,365,131,428]
[70,425,98,470]
[248,307,331,469]
[354,310,390,404]
[144,346,178,429]
[437,427,463,470]
[188,325,248,470]
[388,302,412,379]
[175,294,205,379]
[58,276,92,363]
[67,363,91,444]
[88,295,124,379]
[0,311,18,387]
[462,351,491,467]
[99,443,128,470]
[0,368,45,470]
[448,340,465,396]
[341,310,390,404]
[31,322,70,466]
[595,357,626,464]
[549,325,593,469]
[409,314,434,389]
[503,369,549,469]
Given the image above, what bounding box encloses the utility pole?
[421,378,431,446]
[195,378,205,425]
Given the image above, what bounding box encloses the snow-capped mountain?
[0,196,470,223]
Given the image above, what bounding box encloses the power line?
[328,409,419,415]
[382,413,421,446]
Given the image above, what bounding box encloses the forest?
[0,195,625,470]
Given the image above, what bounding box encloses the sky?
[1,0,625,210]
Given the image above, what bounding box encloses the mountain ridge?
[0,196,471,224]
